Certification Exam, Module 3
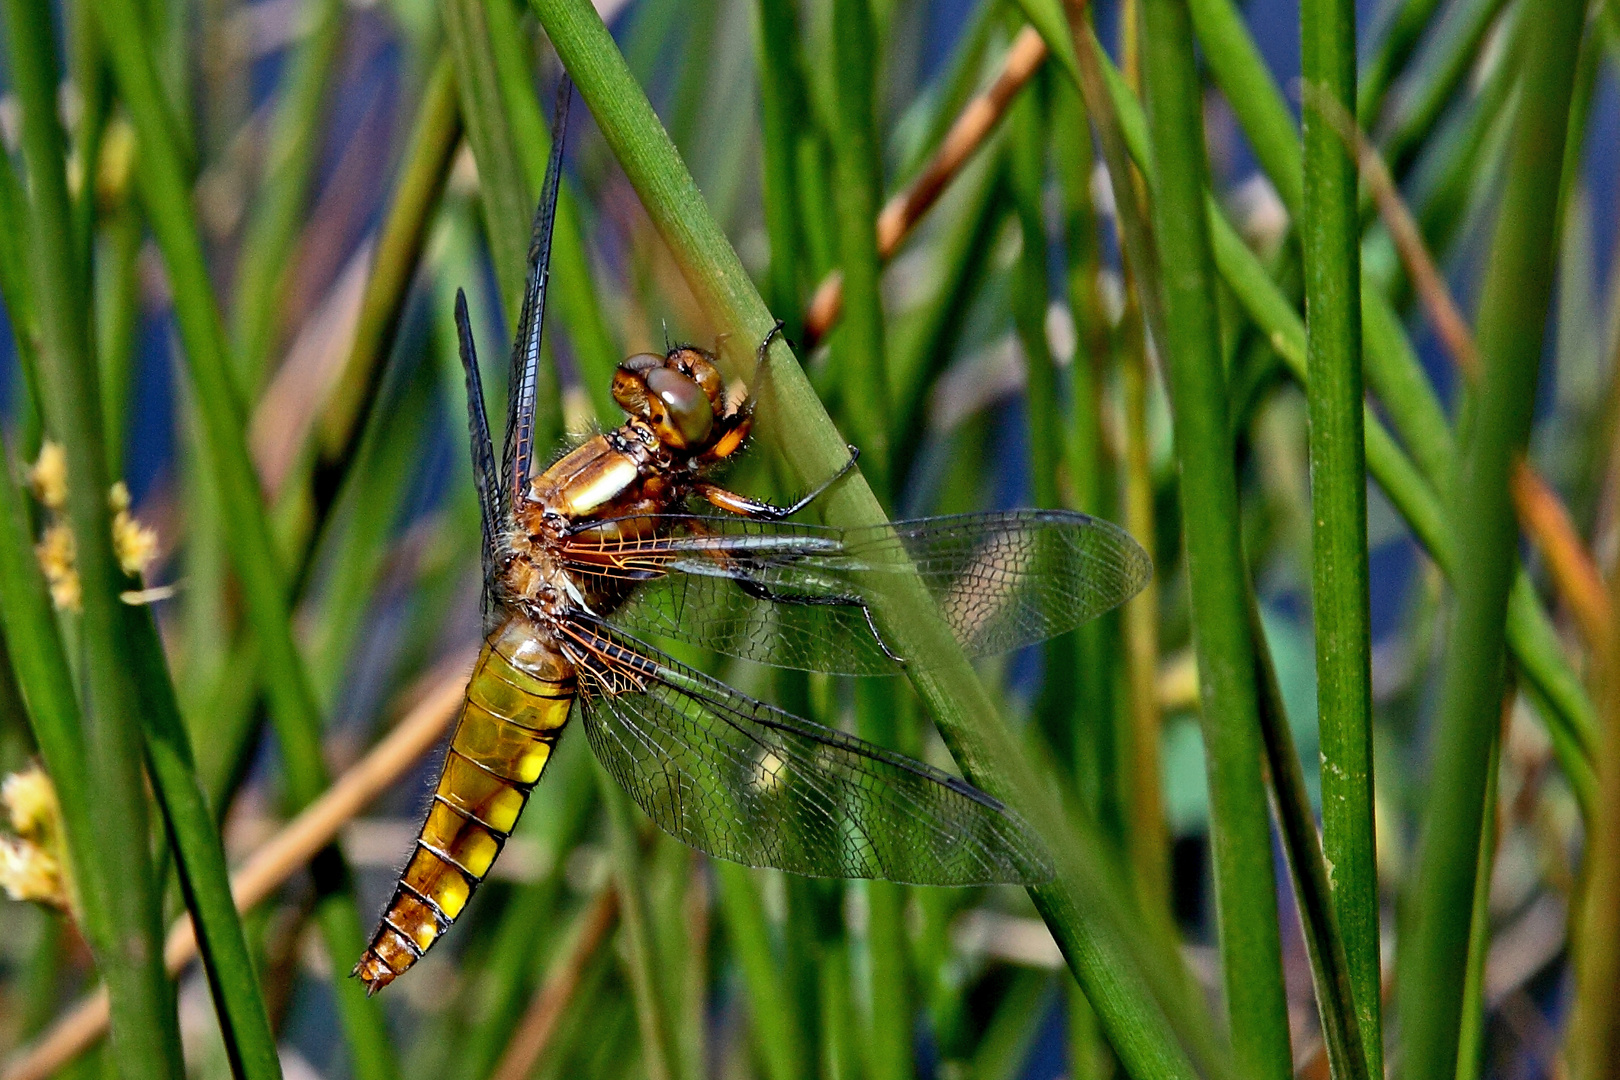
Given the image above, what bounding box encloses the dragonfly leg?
[695,445,861,520]
[730,577,906,665]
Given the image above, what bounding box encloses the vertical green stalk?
[1138,0,1292,1074]
[714,864,810,1080]
[597,769,679,1080]
[754,0,808,336]
[1251,596,1368,1080]
[855,684,914,1080]
[232,0,347,390]
[1454,732,1500,1080]
[483,0,620,423]
[530,6,1223,1074]
[94,2,399,1074]
[318,52,462,478]
[829,0,891,497]
[1396,0,1583,1073]
[3,3,183,1077]
[444,0,531,314]
[1300,0,1379,1068]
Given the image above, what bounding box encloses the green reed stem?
[829,0,892,497]
[1301,0,1381,1065]
[1397,0,1583,1072]
[3,4,182,1076]
[855,682,914,1080]
[444,0,561,448]
[754,0,809,335]
[1165,0,1598,783]
[1205,201,1599,810]
[714,864,811,1080]
[1185,0,1302,212]
[1250,596,1369,1080]
[232,0,347,391]
[1357,0,1444,127]
[95,3,399,1074]
[483,0,620,424]
[1378,0,1512,176]
[319,51,462,477]
[597,768,680,1080]
[1139,0,1291,1073]
[445,0,530,316]
[0,150,43,456]
[530,3,1226,1076]
[1455,730,1501,1080]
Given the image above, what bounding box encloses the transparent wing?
[501,77,571,511]
[560,620,1053,886]
[562,509,1151,675]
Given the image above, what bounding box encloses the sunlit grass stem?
[1396,0,1584,1072]
[1137,0,1291,1072]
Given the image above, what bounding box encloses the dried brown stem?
[1320,90,1612,647]
[1,662,470,1080]
[488,885,621,1080]
[801,25,1048,347]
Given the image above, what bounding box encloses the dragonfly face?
[354,76,1152,995]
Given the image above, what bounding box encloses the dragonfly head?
[613,347,738,453]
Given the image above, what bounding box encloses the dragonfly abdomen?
[354,618,574,994]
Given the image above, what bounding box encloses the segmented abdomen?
[354,618,574,994]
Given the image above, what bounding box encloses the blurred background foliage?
[0,0,1615,1077]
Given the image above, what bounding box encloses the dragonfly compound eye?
[645,366,714,449]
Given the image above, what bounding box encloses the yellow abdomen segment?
[354,619,574,994]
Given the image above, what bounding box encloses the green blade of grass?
[1357,0,1445,128]
[1138,0,1292,1072]
[317,50,462,482]
[1455,730,1501,1080]
[94,3,400,1074]
[1185,0,1302,212]
[1397,0,1584,1073]
[0,149,44,457]
[1205,200,1599,810]
[754,0,809,335]
[1249,595,1370,1080]
[482,0,621,424]
[1301,0,1381,1065]
[829,0,892,497]
[714,863,811,1080]
[597,767,680,1080]
[1157,0,1598,785]
[529,3,1229,1076]
[231,0,347,390]
[2,3,183,1075]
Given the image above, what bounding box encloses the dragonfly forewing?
[575,509,1151,675]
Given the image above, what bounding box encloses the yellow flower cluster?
[0,765,71,913]
[110,481,158,577]
[28,442,80,612]
[21,443,161,611]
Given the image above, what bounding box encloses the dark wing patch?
[565,510,1150,675]
[454,289,506,628]
[559,620,1054,886]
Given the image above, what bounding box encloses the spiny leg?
[695,445,861,521]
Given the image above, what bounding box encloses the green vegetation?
[0,0,1615,1078]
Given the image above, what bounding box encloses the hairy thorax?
[500,419,696,622]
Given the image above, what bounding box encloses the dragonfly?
[353,78,1151,995]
